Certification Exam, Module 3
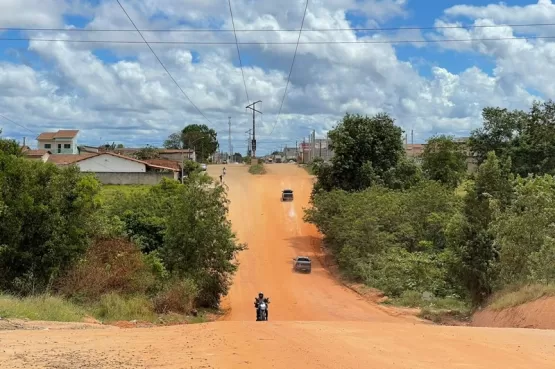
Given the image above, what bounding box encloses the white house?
[37,130,79,154]
[48,152,179,185]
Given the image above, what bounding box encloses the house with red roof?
[36,129,79,154]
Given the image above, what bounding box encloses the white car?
[200,163,207,171]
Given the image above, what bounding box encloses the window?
[64,144,71,149]
[44,144,51,149]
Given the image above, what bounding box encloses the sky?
[0,0,553,155]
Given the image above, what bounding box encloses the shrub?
[248,163,266,175]
[153,279,198,314]
[57,238,156,301]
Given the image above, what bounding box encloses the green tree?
[491,175,555,286]
[449,151,513,304]
[161,181,245,307]
[422,135,467,188]
[163,132,183,149]
[320,113,404,191]
[133,145,160,160]
[0,155,100,293]
[181,124,219,162]
[0,129,22,156]
[469,101,555,177]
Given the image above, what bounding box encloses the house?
[36,130,79,154]
[47,152,179,185]
[89,147,196,162]
[22,149,51,162]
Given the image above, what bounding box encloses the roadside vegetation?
[248,162,266,175]
[0,134,244,324]
[304,102,555,321]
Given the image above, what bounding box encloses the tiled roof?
[47,153,96,165]
[37,130,79,140]
[144,159,181,171]
[25,149,50,157]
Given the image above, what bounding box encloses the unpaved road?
[1,164,555,369]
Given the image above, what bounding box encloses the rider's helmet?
[258,292,263,299]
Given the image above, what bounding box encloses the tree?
[233,152,243,162]
[320,113,404,191]
[0,129,22,156]
[469,101,555,177]
[449,151,513,304]
[160,181,245,307]
[181,124,218,162]
[163,132,183,149]
[133,145,160,160]
[422,135,467,188]
[0,155,100,293]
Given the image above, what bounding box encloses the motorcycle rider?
[254,292,269,320]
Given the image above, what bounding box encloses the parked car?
[200,163,207,171]
[293,256,312,273]
[281,189,293,201]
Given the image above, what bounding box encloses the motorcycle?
[255,298,269,321]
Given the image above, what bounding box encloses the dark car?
[293,256,312,273]
[281,189,293,201]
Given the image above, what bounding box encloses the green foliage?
[181,124,219,162]
[133,145,160,160]
[469,100,555,177]
[319,113,404,191]
[248,163,266,175]
[0,294,85,322]
[422,135,467,188]
[0,130,23,156]
[91,293,156,322]
[161,181,245,307]
[305,180,461,298]
[0,155,100,294]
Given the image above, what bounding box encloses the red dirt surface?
[1,164,555,369]
[472,296,555,329]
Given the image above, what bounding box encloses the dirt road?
[1,163,555,369]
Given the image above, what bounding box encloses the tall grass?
[0,294,85,322]
[91,293,157,322]
[489,284,555,310]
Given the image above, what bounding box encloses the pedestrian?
[223,167,226,176]
[219,174,223,183]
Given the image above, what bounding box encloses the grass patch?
[90,293,157,323]
[248,163,266,175]
[385,290,471,323]
[455,179,473,197]
[0,294,85,322]
[488,283,555,311]
[301,164,315,175]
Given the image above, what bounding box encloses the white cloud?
[0,0,548,153]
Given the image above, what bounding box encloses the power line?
[228,0,250,104]
[115,0,213,125]
[0,113,36,135]
[5,35,555,45]
[3,22,555,33]
[269,0,309,136]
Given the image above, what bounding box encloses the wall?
[93,171,177,185]
[78,154,146,172]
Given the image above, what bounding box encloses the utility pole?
[245,100,262,159]
[228,116,232,162]
[245,129,252,157]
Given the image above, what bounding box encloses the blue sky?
[0,0,550,154]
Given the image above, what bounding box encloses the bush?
[153,279,198,314]
[248,163,266,175]
[57,238,156,302]
[0,154,101,294]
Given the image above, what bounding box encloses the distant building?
[36,130,79,155]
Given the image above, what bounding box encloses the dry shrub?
[153,279,198,314]
[57,238,155,301]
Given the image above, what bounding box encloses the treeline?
[0,139,243,320]
[305,102,555,311]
